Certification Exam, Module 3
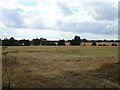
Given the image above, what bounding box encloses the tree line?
[1,36,119,46]
[1,36,81,46]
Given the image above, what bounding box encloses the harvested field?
[2,46,119,88]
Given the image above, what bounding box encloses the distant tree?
[0,38,2,46]
[91,41,97,46]
[24,40,31,46]
[70,40,75,45]
[46,41,56,46]
[9,37,16,46]
[104,39,107,42]
[40,38,47,41]
[70,36,81,45]
[110,40,114,42]
[31,38,40,45]
[74,36,80,40]
[58,40,65,46]
[82,38,87,42]
[2,37,19,46]
[41,41,47,45]
[40,38,47,45]
[19,39,25,45]
[97,40,100,42]
[2,38,8,46]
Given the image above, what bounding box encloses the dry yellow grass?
[81,42,118,46]
[2,46,119,88]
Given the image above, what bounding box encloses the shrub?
[114,44,117,46]
[103,44,106,46]
[111,43,117,46]
[83,44,86,46]
[98,44,102,46]
[91,41,97,46]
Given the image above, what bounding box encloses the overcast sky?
[0,0,119,40]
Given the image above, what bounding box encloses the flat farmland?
[2,46,119,88]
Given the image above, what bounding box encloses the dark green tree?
[31,38,40,45]
[70,36,81,45]
[46,41,56,46]
[58,40,65,46]
[2,37,19,46]
[82,38,87,42]
[0,38,2,46]
[91,41,97,46]
[40,38,47,45]
[19,39,30,46]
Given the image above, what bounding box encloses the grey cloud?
[57,20,117,35]
[118,2,120,20]
[57,2,118,21]
[0,8,24,28]
[57,3,73,16]
[83,2,117,21]
[56,2,118,35]
[0,8,47,29]
[94,3,117,21]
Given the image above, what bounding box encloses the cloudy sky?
[0,0,118,40]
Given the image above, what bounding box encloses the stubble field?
[2,46,119,88]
